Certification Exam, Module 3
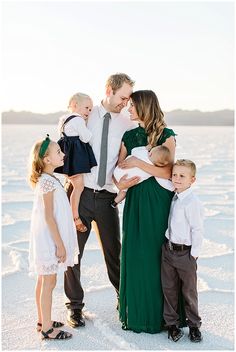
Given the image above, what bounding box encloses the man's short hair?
[106,73,135,93]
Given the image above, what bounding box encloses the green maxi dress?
[119,126,176,333]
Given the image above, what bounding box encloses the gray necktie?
[97,112,111,187]
[168,193,178,250]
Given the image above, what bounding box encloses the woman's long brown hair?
[130,90,166,147]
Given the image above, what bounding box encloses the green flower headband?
[39,134,50,158]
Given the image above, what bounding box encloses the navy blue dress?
[55,115,97,176]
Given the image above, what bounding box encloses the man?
[64,73,139,328]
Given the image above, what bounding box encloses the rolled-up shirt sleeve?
[70,117,92,143]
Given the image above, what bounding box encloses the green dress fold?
[119,126,181,333]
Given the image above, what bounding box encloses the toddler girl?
[28,135,79,340]
[55,93,97,232]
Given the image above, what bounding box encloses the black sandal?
[41,327,72,340]
[37,321,64,332]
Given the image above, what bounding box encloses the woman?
[117,90,182,333]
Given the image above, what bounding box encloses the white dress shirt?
[165,187,204,257]
[83,104,136,192]
[58,113,92,143]
[113,146,175,191]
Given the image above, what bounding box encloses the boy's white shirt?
[165,187,204,257]
[58,113,92,143]
[114,146,175,192]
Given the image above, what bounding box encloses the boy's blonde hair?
[68,92,91,108]
[174,159,196,176]
[105,73,135,94]
[28,139,51,189]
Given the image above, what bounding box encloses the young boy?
[161,159,204,343]
[111,145,174,208]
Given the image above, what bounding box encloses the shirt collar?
[98,102,118,120]
[175,187,193,201]
[99,103,107,117]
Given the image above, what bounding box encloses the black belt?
[84,187,111,194]
[165,238,191,251]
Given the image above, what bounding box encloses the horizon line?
[2,108,234,115]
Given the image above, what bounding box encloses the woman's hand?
[56,243,66,263]
[118,156,139,169]
[116,174,140,190]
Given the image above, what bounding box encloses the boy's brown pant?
[161,242,201,328]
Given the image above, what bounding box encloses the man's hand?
[116,174,140,191]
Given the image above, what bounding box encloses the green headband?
[39,134,50,158]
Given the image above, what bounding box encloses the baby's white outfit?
[114,146,175,192]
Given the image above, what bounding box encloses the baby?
[112,145,174,207]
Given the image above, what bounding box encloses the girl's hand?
[56,243,66,263]
[118,156,139,169]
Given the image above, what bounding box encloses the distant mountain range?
[2,109,234,126]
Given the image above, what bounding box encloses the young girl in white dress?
[28,135,79,340]
[55,93,97,232]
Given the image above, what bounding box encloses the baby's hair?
[174,159,196,177]
[151,145,171,166]
[68,92,91,108]
[105,73,135,94]
[28,139,51,189]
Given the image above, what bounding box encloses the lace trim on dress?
[39,176,57,194]
[39,263,58,274]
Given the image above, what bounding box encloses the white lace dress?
[29,173,79,275]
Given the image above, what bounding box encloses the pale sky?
[2,1,234,113]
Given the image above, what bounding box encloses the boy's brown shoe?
[189,327,202,342]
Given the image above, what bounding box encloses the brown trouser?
[161,242,201,328]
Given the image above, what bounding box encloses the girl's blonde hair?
[68,92,91,109]
[130,90,166,147]
[28,139,51,189]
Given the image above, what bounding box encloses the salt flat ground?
[2,125,234,350]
